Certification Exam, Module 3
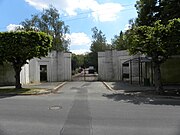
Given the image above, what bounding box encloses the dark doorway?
[40,65,47,82]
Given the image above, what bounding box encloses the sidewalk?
[104,81,154,92]
[0,82,66,95]
[103,81,180,99]
[23,82,66,91]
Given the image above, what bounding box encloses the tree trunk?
[153,62,163,94]
[14,66,22,89]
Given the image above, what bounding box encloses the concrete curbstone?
[51,82,67,93]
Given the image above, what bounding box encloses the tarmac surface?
[0,81,180,135]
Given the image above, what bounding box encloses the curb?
[102,81,117,93]
[102,81,180,99]
[51,82,67,93]
[102,81,113,91]
[0,82,67,96]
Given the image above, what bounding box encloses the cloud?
[25,0,48,10]
[91,2,124,22]
[68,32,91,46]
[71,49,90,55]
[24,0,124,22]
[66,32,91,54]
[6,24,23,31]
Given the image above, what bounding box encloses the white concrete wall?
[57,52,64,81]
[29,51,72,83]
[20,63,30,84]
[98,50,140,81]
[0,62,30,85]
[98,52,105,80]
[63,53,72,81]
[0,51,72,85]
[0,63,15,86]
[29,58,40,83]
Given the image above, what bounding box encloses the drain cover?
[49,105,62,110]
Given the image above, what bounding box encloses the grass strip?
[0,88,49,95]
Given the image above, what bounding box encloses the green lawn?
[0,88,49,95]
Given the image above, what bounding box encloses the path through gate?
[72,69,98,81]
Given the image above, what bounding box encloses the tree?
[21,6,69,51]
[0,31,52,89]
[91,27,107,52]
[111,31,127,50]
[90,27,108,70]
[126,18,180,93]
[135,0,159,26]
[71,54,85,71]
[160,0,180,24]
[135,0,180,26]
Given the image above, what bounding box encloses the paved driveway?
[0,82,180,135]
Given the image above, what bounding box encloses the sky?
[0,0,137,54]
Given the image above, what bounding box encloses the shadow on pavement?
[108,82,180,93]
[107,81,155,91]
[0,125,8,135]
[0,94,18,99]
[176,125,180,135]
[103,92,180,106]
[104,82,180,106]
[0,88,33,99]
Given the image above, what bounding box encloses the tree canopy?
[160,0,180,24]
[71,54,85,71]
[21,6,69,51]
[0,31,52,88]
[135,0,180,26]
[90,27,108,53]
[128,19,180,60]
[111,31,128,51]
[135,0,159,26]
[117,0,180,93]
[90,27,109,71]
[126,18,180,92]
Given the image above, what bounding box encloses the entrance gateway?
[72,68,98,81]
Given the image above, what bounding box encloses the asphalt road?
[0,82,180,135]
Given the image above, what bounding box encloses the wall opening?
[40,65,47,82]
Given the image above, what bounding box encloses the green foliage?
[135,0,159,26]
[90,27,108,53]
[0,31,52,64]
[126,18,180,92]
[111,31,128,50]
[0,88,48,95]
[135,0,180,26]
[160,0,180,24]
[90,27,109,70]
[21,6,69,51]
[127,18,180,63]
[0,31,52,88]
[124,0,180,91]
[83,53,93,68]
[71,54,85,70]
